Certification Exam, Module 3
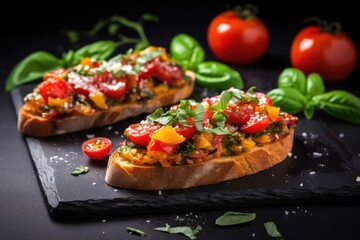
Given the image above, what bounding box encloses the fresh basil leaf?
[267,88,306,114]
[136,50,162,65]
[65,31,80,44]
[196,61,243,90]
[146,108,165,123]
[74,40,117,61]
[278,68,306,95]
[306,73,325,99]
[210,88,244,111]
[310,90,360,123]
[71,165,89,176]
[264,222,284,239]
[204,127,229,135]
[170,33,205,70]
[126,227,145,236]
[5,51,61,91]
[154,225,202,240]
[304,103,315,119]
[193,102,205,131]
[134,41,149,51]
[215,212,256,226]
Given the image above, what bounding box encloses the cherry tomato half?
[147,139,178,154]
[125,123,162,147]
[38,78,71,104]
[154,60,182,83]
[68,72,96,96]
[290,25,358,82]
[223,102,255,125]
[241,113,270,134]
[81,137,112,160]
[93,72,128,99]
[173,120,196,140]
[255,92,272,106]
[207,9,269,64]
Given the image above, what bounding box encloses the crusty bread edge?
[18,71,195,137]
[105,128,295,190]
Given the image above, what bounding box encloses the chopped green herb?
[264,222,284,239]
[71,165,89,176]
[126,227,146,236]
[154,224,202,240]
[215,212,256,226]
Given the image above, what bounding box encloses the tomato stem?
[234,3,259,19]
[303,17,342,34]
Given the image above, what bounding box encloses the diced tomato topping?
[240,113,270,134]
[154,59,182,83]
[255,92,272,106]
[147,139,178,154]
[93,72,128,99]
[223,102,255,125]
[43,68,67,81]
[173,120,196,140]
[38,78,71,104]
[125,123,162,147]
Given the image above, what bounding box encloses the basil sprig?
[71,165,89,176]
[154,225,202,240]
[170,33,243,90]
[5,41,118,91]
[267,68,360,123]
[215,212,256,226]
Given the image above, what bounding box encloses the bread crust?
[105,128,295,190]
[18,71,195,137]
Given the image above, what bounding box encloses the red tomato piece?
[290,25,358,82]
[38,78,71,103]
[125,123,162,147]
[207,9,269,64]
[173,121,196,140]
[67,72,96,96]
[223,102,255,125]
[147,139,178,154]
[241,113,270,134]
[43,68,67,81]
[255,92,272,106]
[81,137,112,160]
[93,72,128,99]
[154,60,182,83]
[138,59,157,81]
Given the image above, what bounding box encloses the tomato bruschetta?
[18,47,195,137]
[105,88,297,190]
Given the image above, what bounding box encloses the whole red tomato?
[290,22,358,82]
[207,6,269,64]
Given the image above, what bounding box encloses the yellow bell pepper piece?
[266,106,280,122]
[193,133,212,150]
[151,125,185,144]
[89,92,108,110]
[241,138,256,152]
[252,134,271,144]
[48,97,70,108]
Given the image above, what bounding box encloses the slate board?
[11,69,360,219]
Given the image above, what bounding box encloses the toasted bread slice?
[18,71,195,137]
[105,128,294,190]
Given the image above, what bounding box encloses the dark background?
[1,1,360,240]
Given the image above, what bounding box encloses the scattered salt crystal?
[92,182,96,185]
[309,171,316,175]
[287,152,292,157]
[195,215,198,218]
[284,210,289,215]
[294,155,298,159]
[115,131,119,135]
[356,176,360,182]
[86,134,95,139]
[59,157,64,160]
[102,231,105,234]
[292,211,296,214]
[252,233,256,237]
[300,183,303,187]
[304,140,307,144]
[358,153,360,157]
[158,190,162,195]
[146,220,150,223]
[302,132,307,138]
[312,152,322,157]
[318,164,326,167]
[114,189,118,192]
[338,133,345,138]
[102,219,106,223]
[272,174,275,177]
[105,126,113,131]
[65,154,69,157]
